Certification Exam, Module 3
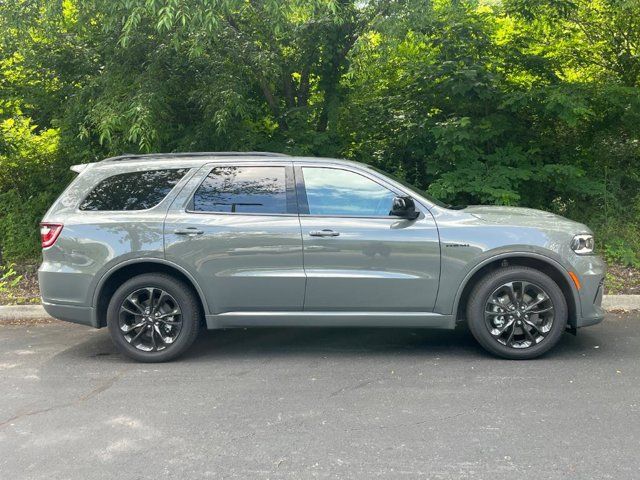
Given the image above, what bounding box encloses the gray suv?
[39,152,605,362]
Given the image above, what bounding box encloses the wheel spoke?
[485,310,506,316]
[125,296,145,314]
[157,308,181,319]
[150,324,158,350]
[153,325,167,344]
[130,324,148,343]
[147,288,157,311]
[522,322,537,345]
[121,305,141,316]
[155,290,169,311]
[523,318,543,336]
[155,324,177,345]
[529,306,554,315]
[505,282,518,305]
[504,321,516,347]
[121,320,145,333]
[525,294,548,311]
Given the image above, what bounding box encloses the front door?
[296,164,440,312]
[165,162,305,314]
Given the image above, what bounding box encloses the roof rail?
[100,151,289,163]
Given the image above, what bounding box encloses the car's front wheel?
[466,266,568,359]
[107,273,201,362]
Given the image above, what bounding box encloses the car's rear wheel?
[107,273,201,362]
[466,266,568,359]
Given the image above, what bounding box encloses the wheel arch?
[453,253,579,328]
[92,259,209,328]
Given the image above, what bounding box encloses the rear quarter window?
[79,169,188,211]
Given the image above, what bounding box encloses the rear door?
[164,162,305,314]
[296,163,441,312]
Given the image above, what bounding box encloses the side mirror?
[390,196,419,220]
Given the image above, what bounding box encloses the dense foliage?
[1,0,639,264]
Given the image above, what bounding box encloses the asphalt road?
[0,315,639,480]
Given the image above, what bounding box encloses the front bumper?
[574,255,606,328]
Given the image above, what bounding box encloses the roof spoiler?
[70,164,90,173]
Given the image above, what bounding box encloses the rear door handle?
[174,227,204,236]
[309,229,340,237]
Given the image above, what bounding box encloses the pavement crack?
[0,404,71,429]
[78,371,124,402]
[329,379,374,397]
[0,370,125,429]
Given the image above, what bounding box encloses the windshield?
[368,166,452,209]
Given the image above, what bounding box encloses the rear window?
[79,169,188,211]
[192,166,288,214]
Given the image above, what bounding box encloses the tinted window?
[80,169,188,211]
[302,167,396,216]
[193,166,287,214]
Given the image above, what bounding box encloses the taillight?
[40,223,63,248]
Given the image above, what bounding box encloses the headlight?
[571,234,594,254]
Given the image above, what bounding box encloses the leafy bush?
[0,263,22,295]
[602,235,640,268]
[0,116,64,262]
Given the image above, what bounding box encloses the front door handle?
[309,229,340,237]
[174,227,204,236]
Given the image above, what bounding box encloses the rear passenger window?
[79,169,188,211]
[192,166,287,214]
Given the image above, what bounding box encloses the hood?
[463,205,590,232]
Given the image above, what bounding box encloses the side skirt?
[205,311,455,330]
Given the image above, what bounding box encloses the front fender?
[436,248,580,320]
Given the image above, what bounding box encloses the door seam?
[292,165,308,310]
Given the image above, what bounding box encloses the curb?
[1,296,639,322]
[0,305,50,321]
[602,295,640,312]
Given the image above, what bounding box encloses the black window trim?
[185,163,298,217]
[295,163,414,219]
[76,167,191,213]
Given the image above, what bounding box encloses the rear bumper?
[41,301,98,328]
[39,263,99,327]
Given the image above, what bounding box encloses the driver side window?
[301,167,396,217]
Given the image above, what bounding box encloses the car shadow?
[186,325,604,362]
[186,326,484,361]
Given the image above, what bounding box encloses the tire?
[107,273,201,362]
[466,266,567,360]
